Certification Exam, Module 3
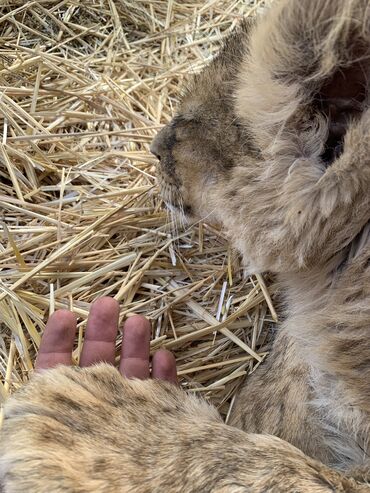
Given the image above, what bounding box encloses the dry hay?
[0,0,275,420]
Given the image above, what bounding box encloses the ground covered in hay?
[0,0,275,420]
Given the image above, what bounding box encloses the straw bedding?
[0,0,274,420]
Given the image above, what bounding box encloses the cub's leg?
[224,0,370,274]
[231,246,370,472]
[0,363,367,493]
[307,250,370,416]
[289,248,370,474]
[229,330,336,466]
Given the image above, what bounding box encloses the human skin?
[35,296,178,383]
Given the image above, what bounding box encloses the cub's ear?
[237,0,370,165]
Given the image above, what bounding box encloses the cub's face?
[151,25,254,225]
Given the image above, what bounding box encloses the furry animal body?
[1,0,370,491]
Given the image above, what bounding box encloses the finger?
[152,349,178,384]
[80,297,120,367]
[35,310,77,371]
[119,315,151,379]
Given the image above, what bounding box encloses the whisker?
[185,207,217,232]
[178,194,187,231]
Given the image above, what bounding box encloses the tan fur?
[1,0,370,490]
[1,364,368,492]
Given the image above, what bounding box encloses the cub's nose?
[150,133,163,160]
[150,125,174,160]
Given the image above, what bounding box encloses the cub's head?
[152,0,370,273]
[150,22,256,223]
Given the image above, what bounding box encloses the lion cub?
[153,0,370,474]
[1,0,369,491]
